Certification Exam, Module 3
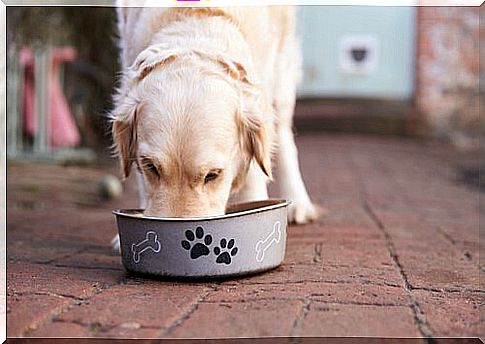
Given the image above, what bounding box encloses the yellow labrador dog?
[111,4,318,249]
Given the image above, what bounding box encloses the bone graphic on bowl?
[132,231,161,263]
[255,221,281,262]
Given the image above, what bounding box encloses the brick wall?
[415,6,480,147]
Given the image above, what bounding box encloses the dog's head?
[112,45,272,217]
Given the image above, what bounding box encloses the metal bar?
[16,50,24,153]
[33,48,43,153]
[33,48,50,155]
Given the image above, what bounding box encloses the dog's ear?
[133,47,256,85]
[213,54,253,85]
[113,44,184,177]
[199,51,256,86]
[215,54,271,179]
[131,44,181,81]
[111,99,138,179]
[237,108,273,180]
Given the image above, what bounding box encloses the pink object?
[20,46,81,148]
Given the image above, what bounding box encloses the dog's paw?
[111,234,121,252]
[288,200,322,224]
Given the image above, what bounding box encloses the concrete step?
[294,98,428,137]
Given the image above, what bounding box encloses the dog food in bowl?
[113,199,289,278]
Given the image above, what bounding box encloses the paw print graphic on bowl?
[181,226,212,259]
[214,238,238,265]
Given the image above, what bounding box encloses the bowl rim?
[113,198,290,222]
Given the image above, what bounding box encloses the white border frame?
[1,0,6,342]
[2,0,484,6]
[0,1,482,342]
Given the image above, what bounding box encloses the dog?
[111,4,318,250]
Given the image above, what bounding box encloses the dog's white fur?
[111,5,317,249]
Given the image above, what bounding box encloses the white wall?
[298,6,416,100]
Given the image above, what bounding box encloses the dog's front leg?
[112,168,148,251]
[274,118,319,224]
[272,37,319,224]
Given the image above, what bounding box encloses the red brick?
[401,194,478,215]
[6,135,483,339]
[7,232,85,264]
[207,282,408,306]
[167,300,302,338]
[367,211,480,291]
[413,290,483,337]
[416,7,480,136]
[101,325,161,338]
[286,239,393,269]
[57,283,210,331]
[226,263,403,287]
[314,205,379,229]
[28,321,92,337]
[287,223,384,244]
[391,243,480,291]
[7,261,122,299]
[298,340,422,344]
[301,302,421,337]
[376,218,479,269]
[458,240,480,264]
[54,250,122,271]
[6,339,155,344]
[375,209,478,242]
[7,293,71,336]
[8,208,118,248]
[307,283,409,306]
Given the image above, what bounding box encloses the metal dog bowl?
[113,199,289,278]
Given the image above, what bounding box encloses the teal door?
[297,6,416,100]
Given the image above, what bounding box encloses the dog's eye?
[146,163,158,174]
[140,158,160,178]
[204,171,220,184]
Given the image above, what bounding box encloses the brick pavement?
[6,135,483,339]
